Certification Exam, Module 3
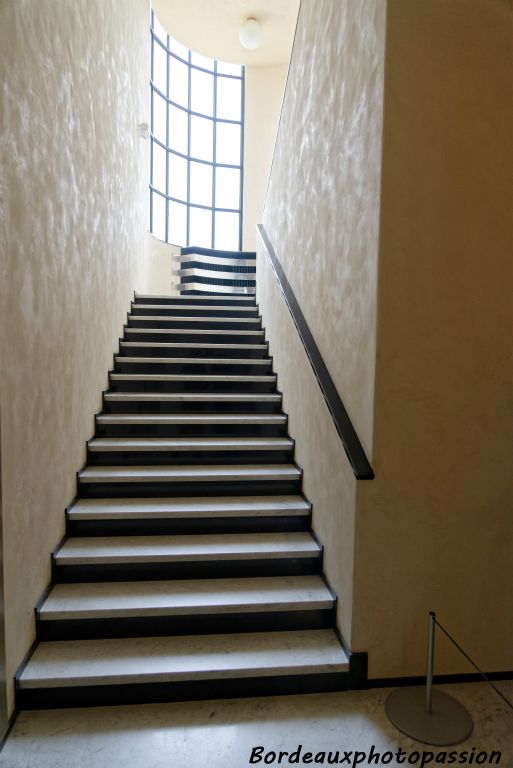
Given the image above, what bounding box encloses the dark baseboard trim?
[368,670,513,689]
[349,653,369,690]
[332,627,368,690]
[257,225,374,480]
[0,709,19,754]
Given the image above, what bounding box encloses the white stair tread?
[55,532,320,564]
[104,393,281,402]
[18,629,348,688]
[129,315,260,324]
[67,495,311,519]
[115,356,270,365]
[39,575,333,620]
[109,374,276,382]
[125,328,264,336]
[120,342,267,350]
[89,437,293,451]
[96,414,285,424]
[132,304,257,313]
[79,465,301,483]
[135,294,255,302]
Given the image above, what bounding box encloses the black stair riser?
[131,306,260,319]
[101,400,282,415]
[113,362,273,375]
[117,345,269,359]
[180,253,256,270]
[128,319,262,331]
[123,329,265,345]
[108,379,276,394]
[134,297,256,306]
[16,671,349,711]
[77,479,302,499]
[87,450,294,466]
[94,424,287,438]
[52,557,322,583]
[36,608,336,642]
[66,515,311,537]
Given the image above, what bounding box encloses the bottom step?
[17,629,349,709]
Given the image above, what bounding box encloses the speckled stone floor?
[1,681,511,768]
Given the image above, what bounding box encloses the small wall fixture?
[239,18,262,50]
[138,122,149,140]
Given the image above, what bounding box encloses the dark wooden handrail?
[258,224,374,480]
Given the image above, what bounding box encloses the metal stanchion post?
[384,611,473,746]
[426,611,435,714]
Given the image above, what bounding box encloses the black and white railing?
[173,246,256,295]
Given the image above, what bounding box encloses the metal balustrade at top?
[173,246,256,295]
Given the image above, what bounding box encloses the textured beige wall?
[260,0,512,680]
[0,0,150,713]
[263,0,386,457]
[353,0,513,678]
[243,65,288,251]
[257,241,357,641]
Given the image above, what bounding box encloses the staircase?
[16,292,349,709]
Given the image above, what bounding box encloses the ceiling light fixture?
[239,18,263,50]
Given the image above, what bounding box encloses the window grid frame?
[150,13,244,250]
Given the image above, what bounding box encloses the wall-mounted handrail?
[258,224,374,480]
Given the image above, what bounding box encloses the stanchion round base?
[385,687,473,746]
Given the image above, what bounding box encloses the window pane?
[168,200,187,246]
[189,206,212,248]
[152,92,167,144]
[152,14,168,47]
[151,141,166,193]
[168,36,189,62]
[216,61,243,77]
[152,39,167,95]
[168,104,188,155]
[215,211,239,250]
[216,76,241,121]
[151,191,166,241]
[191,51,215,71]
[169,56,188,107]
[215,166,240,209]
[190,115,213,161]
[190,161,212,207]
[190,68,214,116]
[216,122,241,166]
[168,152,187,201]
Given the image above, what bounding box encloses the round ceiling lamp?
[239,18,263,50]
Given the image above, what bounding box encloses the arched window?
[150,11,244,250]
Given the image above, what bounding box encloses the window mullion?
[212,62,218,250]
[164,32,170,243]
[186,50,192,246]
[239,67,245,250]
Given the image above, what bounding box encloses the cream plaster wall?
[146,234,180,295]
[263,0,386,458]
[257,239,357,642]
[0,0,150,714]
[243,65,287,251]
[352,0,513,678]
[260,0,512,680]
